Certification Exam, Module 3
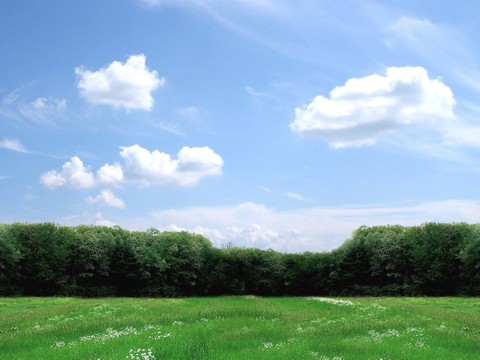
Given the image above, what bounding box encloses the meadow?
[0,297,479,359]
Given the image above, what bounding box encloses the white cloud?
[286,192,309,202]
[40,144,223,189]
[141,0,282,13]
[151,202,286,249]
[31,97,47,109]
[86,189,126,209]
[96,163,124,186]
[40,156,95,189]
[245,85,270,98]
[291,66,456,148]
[0,138,29,153]
[388,17,476,77]
[2,88,21,105]
[148,199,480,252]
[1,95,67,125]
[31,97,67,111]
[95,212,117,227]
[60,211,117,228]
[75,54,164,111]
[156,121,185,136]
[19,98,67,124]
[385,17,480,154]
[176,106,202,123]
[120,144,223,186]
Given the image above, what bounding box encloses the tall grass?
[0,296,479,359]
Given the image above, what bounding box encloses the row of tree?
[0,222,479,297]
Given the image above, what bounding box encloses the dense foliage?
[0,222,479,296]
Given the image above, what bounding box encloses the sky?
[2,0,480,252]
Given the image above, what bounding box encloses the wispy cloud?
[139,0,344,65]
[2,88,22,105]
[1,92,67,125]
[156,121,185,136]
[140,0,286,14]
[0,138,29,153]
[387,16,480,93]
[244,85,271,98]
[285,192,309,202]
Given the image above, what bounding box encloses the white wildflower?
[305,297,355,306]
[126,348,156,360]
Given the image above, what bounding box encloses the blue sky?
[2,0,480,252]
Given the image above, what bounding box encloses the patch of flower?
[404,327,429,349]
[259,341,287,350]
[143,324,159,331]
[0,326,18,334]
[305,297,355,306]
[462,326,480,334]
[126,348,156,360]
[173,320,184,325]
[53,326,139,348]
[368,329,400,343]
[89,305,118,317]
[308,354,344,360]
[52,323,174,350]
[48,314,84,323]
[79,327,138,344]
[296,325,316,333]
[149,330,172,340]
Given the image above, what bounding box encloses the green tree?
[12,223,71,295]
[458,224,480,294]
[0,224,22,294]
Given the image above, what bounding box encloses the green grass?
[0,296,479,359]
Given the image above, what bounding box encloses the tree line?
[0,222,479,297]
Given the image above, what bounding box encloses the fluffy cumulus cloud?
[75,54,164,111]
[290,66,456,148]
[120,144,223,186]
[86,189,125,209]
[40,156,95,189]
[40,144,223,189]
[96,163,124,186]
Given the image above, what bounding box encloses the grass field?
[0,296,479,359]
